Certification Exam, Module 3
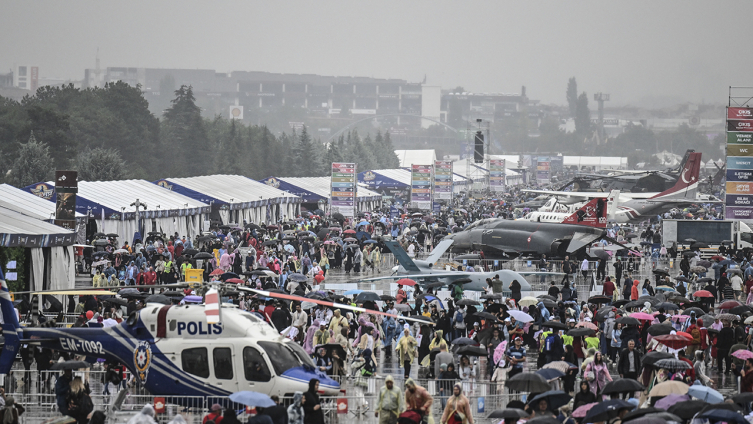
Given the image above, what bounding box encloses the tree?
[575,92,591,136]
[74,147,128,181]
[381,131,400,168]
[447,98,464,130]
[10,132,54,187]
[161,86,209,176]
[293,126,320,177]
[566,78,578,119]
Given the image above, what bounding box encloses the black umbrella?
[674,275,689,282]
[487,409,529,420]
[474,312,498,321]
[656,302,679,311]
[288,273,308,283]
[682,306,705,316]
[106,233,119,238]
[220,272,239,281]
[730,305,752,315]
[506,372,551,392]
[641,351,674,367]
[424,282,444,289]
[245,223,261,230]
[480,293,503,300]
[262,240,278,247]
[697,409,748,424]
[525,417,560,424]
[537,294,557,301]
[527,391,572,411]
[690,242,710,249]
[355,292,381,303]
[456,299,480,306]
[51,361,91,370]
[162,290,185,298]
[647,323,674,336]
[539,298,557,308]
[103,298,128,306]
[653,269,670,276]
[92,232,106,237]
[451,337,478,346]
[567,328,595,337]
[667,400,709,421]
[145,294,171,305]
[616,316,640,326]
[621,407,667,423]
[612,299,630,308]
[602,378,644,394]
[453,278,474,285]
[455,345,488,356]
[193,252,213,260]
[182,248,199,256]
[584,399,634,423]
[380,295,396,301]
[542,321,568,330]
[623,300,646,310]
[588,295,612,304]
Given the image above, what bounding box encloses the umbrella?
[343,229,356,235]
[225,278,245,284]
[519,296,539,307]
[730,392,753,407]
[690,242,710,249]
[630,312,656,321]
[682,306,705,316]
[396,278,416,286]
[288,273,308,283]
[480,293,503,300]
[696,277,713,283]
[228,391,276,408]
[474,311,498,322]
[525,417,561,424]
[623,406,675,422]
[344,289,362,295]
[220,272,239,281]
[380,294,396,301]
[455,299,480,306]
[527,391,572,411]
[584,399,634,423]
[535,368,565,380]
[537,294,557,300]
[452,278,474,285]
[539,299,557,308]
[588,295,611,304]
[113,249,128,254]
[424,282,444,289]
[194,252,213,260]
[730,305,752,315]
[616,316,640,326]
[507,310,533,322]
[687,382,723,403]
[262,240,278,246]
[487,409,529,420]
[451,337,478,346]
[572,403,598,418]
[145,294,171,305]
[649,380,689,397]
[697,409,748,424]
[455,345,487,356]
[505,372,551,392]
[51,361,91,370]
[642,351,675,367]
[567,328,595,337]
[602,378,644,395]
[667,400,709,420]
[693,290,714,298]
[653,269,670,276]
[162,290,185,298]
[394,304,412,312]
[716,313,738,321]
[575,321,597,330]
[654,334,692,349]
[647,323,674,336]
[612,299,630,308]
[733,349,753,360]
[355,292,381,302]
[720,300,742,309]
[542,361,577,374]
[103,298,128,306]
[656,302,679,311]
[542,321,568,330]
[654,358,691,372]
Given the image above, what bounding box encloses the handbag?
[584,364,595,381]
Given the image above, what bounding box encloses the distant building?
[11,65,38,91]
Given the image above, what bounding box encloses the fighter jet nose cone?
[448,232,470,249]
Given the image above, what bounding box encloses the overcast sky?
[2,1,750,108]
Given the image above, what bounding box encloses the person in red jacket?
[203,403,224,424]
[144,267,157,294]
[630,280,639,300]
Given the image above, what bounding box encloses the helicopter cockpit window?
[181,347,209,378]
[286,341,315,367]
[258,341,305,375]
[213,347,233,380]
[243,347,271,382]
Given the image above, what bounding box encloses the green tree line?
[0,83,400,186]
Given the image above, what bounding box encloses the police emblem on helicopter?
[134,341,152,383]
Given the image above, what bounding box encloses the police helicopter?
[0,269,430,398]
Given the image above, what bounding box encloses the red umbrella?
[693,290,713,298]
[711,255,724,261]
[719,300,742,310]
[210,269,224,276]
[654,334,693,349]
[396,278,417,286]
[343,229,356,235]
[226,278,244,284]
[675,331,693,340]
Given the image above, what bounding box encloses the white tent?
[394,150,437,167]
[263,176,384,213]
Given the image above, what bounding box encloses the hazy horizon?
[2,1,751,109]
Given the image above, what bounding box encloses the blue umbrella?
[229,391,276,408]
[283,244,295,253]
[719,259,737,267]
[363,239,378,244]
[344,289,363,295]
[687,381,723,404]
[697,409,748,424]
[535,368,565,380]
[655,286,677,292]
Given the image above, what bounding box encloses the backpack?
[454,311,465,329]
[544,334,555,353]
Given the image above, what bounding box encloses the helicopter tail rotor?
[0,269,22,375]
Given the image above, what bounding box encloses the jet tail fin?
[425,239,454,266]
[0,269,21,374]
[651,152,702,200]
[561,198,607,228]
[383,241,422,272]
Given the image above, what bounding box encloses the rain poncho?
[167,415,187,424]
[288,391,305,424]
[126,404,157,424]
[303,319,320,354]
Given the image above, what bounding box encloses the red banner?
[728,107,753,120]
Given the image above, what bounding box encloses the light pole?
[594,93,610,142]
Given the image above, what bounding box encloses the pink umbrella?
[572,402,599,418]
[630,312,655,321]
[655,394,690,409]
[493,340,508,365]
[576,321,598,330]
[670,315,690,321]
[733,350,753,360]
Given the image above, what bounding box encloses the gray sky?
[2,1,750,107]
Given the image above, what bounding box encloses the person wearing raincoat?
[288,391,305,424]
[126,404,158,424]
[424,330,448,373]
[303,320,320,355]
[440,383,474,424]
[396,326,418,378]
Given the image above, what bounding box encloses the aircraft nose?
[447,232,470,250]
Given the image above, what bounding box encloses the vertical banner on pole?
[411,164,433,210]
[536,157,550,183]
[726,107,753,219]
[331,162,357,218]
[489,159,505,192]
[54,170,77,230]
[433,160,453,200]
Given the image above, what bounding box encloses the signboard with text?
[433,160,453,200]
[536,157,550,183]
[489,159,505,191]
[331,162,357,218]
[726,107,753,219]
[411,164,433,210]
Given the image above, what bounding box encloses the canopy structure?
[563,156,627,170]
[153,175,302,225]
[394,149,437,168]
[258,176,383,212]
[359,168,469,202]
[0,184,86,222]
[23,179,210,243]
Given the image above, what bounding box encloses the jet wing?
[360,272,475,282]
[517,271,566,276]
[522,189,608,199]
[383,241,422,272]
[566,231,603,253]
[425,239,454,265]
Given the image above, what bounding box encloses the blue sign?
[727,169,753,182]
[727,157,753,170]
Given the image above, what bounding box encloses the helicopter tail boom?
[0,270,22,375]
